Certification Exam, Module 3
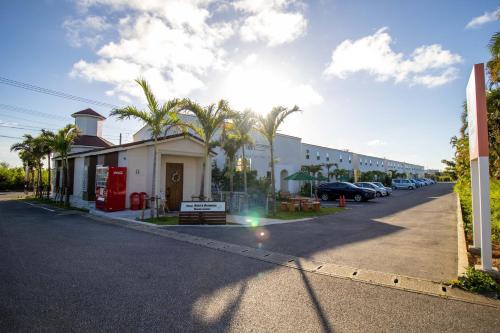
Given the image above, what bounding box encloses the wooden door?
[165,163,183,211]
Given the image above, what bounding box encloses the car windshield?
[373,182,384,187]
[344,182,357,188]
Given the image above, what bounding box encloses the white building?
[134,114,425,195]
[53,109,213,211]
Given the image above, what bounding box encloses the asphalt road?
[176,183,459,281]
[1,198,499,332]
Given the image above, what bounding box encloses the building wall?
[74,116,103,137]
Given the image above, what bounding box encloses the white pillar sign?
[466,63,491,271]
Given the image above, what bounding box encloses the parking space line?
[24,202,56,212]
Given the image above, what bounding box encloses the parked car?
[372,182,392,195]
[354,182,387,197]
[416,178,429,186]
[409,179,422,188]
[318,182,376,202]
[392,179,415,190]
[425,178,436,184]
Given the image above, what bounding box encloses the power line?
[0,124,56,131]
[0,103,71,121]
[0,135,22,139]
[0,76,120,109]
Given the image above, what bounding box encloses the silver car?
[372,182,392,195]
[392,179,415,190]
[354,182,387,197]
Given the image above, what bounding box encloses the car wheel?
[320,193,329,201]
[392,186,397,190]
[354,194,362,202]
[376,192,381,197]
[409,186,414,190]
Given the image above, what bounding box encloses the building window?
[369,159,372,166]
[339,154,343,163]
[326,153,329,161]
[306,149,309,160]
[348,155,352,164]
[316,151,320,161]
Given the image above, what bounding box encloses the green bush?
[451,267,499,294]
[0,163,25,191]
[455,178,500,243]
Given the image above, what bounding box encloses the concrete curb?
[84,211,500,308]
[456,194,470,277]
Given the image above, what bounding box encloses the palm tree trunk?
[47,153,51,199]
[151,138,158,218]
[64,157,70,206]
[270,141,276,216]
[199,147,208,201]
[242,145,247,193]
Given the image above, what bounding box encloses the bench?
[179,211,226,225]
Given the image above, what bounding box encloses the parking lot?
[175,182,458,281]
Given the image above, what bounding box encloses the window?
[369,159,372,166]
[348,155,352,164]
[306,149,309,160]
[339,154,343,163]
[326,153,329,161]
[316,151,320,161]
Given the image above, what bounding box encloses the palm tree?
[323,163,337,181]
[11,134,36,194]
[256,106,300,216]
[232,110,256,194]
[487,31,500,87]
[219,124,239,200]
[52,124,79,205]
[182,99,231,200]
[40,130,56,199]
[110,78,186,217]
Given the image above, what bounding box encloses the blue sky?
[0,0,498,169]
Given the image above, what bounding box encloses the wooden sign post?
[466,63,492,271]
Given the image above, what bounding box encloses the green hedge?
[455,178,500,243]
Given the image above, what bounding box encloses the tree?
[219,123,239,194]
[323,163,337,181]
[39,129,56,199]
[256,106,300,216]
[231,110,256,194]
[52,124,79,205]
[182,99,231,200]
[110,78,186,216]
[486,89,500,178]
[487,31,500,87]
[10,134,36,194]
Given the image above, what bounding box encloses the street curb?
[456,194,469,277]
[83,210,500,308]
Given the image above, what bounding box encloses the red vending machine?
[95,166,127,212]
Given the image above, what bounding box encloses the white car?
[372,182,392,195]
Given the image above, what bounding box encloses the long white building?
[134,114,425,195]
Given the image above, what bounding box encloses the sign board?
[466,63,489,160]
[465,63,492,271]
[180,201,225,212]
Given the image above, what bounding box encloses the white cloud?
[69,1,234,101]
[234,0,307,46]
[323,27,462,88]
[62,15,111,47]
[367,139,387,146]
[465,7,500,29]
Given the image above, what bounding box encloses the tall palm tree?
[232,110,256,194]
[40,129,56,199]
[256,106,300,216]
[182,99,231,200]
[53,124,79,205]
[111,78,186,216]
[11,134,36,194]
[219,124,239,195]
[487,31,500,87]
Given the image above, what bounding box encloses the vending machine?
[95,166,127,212]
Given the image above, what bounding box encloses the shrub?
[451,267,499,294]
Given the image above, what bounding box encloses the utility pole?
[119,133,122,145]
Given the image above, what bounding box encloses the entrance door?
[165,163,184,211]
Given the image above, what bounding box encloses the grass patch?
[21,197,89,213]
[455,178,500,243]
[233,206,344,220]
[143,216,179,225]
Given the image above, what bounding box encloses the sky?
[0,0,499,169]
